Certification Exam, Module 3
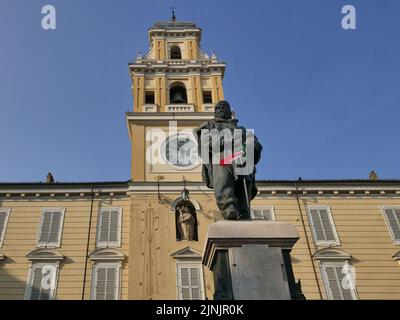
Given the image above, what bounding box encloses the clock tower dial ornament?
[162,133,199,169]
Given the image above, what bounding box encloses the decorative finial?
[369,170,378,181]
[181,176,189,201]
[183,176,187,188]
[211,50,217,60]
[171,7,176,21]
[136,51,142,60]
[46,172,54,184]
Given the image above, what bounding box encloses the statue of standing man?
[194,100,263,220]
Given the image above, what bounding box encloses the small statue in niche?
[176,202,198,241]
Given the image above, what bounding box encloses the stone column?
[202,220,304,300]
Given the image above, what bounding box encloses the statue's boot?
[237,211,251,220]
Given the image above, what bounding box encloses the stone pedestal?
[202,220,303,300]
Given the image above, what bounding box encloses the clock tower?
[126,16,226,182]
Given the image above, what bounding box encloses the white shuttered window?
[0,208,11,247]
[37,209,65,247]
[381,206,400,243]
[251,206,275,220]
[321,262,358,300]
[307,206,340,246]
[177,264,205,300]
[92,263,120,300]
[25,263,59,300]
[97,208,122,248]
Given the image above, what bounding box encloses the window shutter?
[48,212,62,243]
[95,267,117,300]
[29,265,55,300]
[30,267,44,300]
[40,268,52,300]
[178,265,203,300]
[384,209,400,241]
[319,209,336,241]
[109,211,120,242]
[98,209,121,246]
[95,268,107,300]
[38,210,63,246]
[39,212,52,243]
[252,208,274,220]
[99,211,110,242]
[0,212,6,239]
[252,209,264,220]
[106,268,117,300]
[261,208,273,220]
[190,267,201,300]
[323,265,355,300]
[180,267,191,300]
[309,208,337,243]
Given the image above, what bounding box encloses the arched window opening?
[170,83,187,104]
[170,46,182,59]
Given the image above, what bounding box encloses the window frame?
[379,205,400,245]
[202,90,213,104]
[251,205,276,221]
[24,262,60,300]
[145,90,155,105]
[0,208,11,248]
[91,262,121,300]
[36,208,66,248]
[320,261,358,300]
[176,263,205,300]
[306,205,340,247]
[96,207,122,248]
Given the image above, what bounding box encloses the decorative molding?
[89,248,126,262]
[313,248,352,260]
[143,104,158,112]
[126,112,214,122]
[166,104,195,112]
[202,104,215,112]
[26,248,64,261]
[171,247,202,260]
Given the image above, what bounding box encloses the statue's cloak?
[193,118,263,200]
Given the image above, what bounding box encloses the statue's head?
[214,100,232,120]
[178,204,191,215]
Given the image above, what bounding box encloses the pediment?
[313,248,351,260]
[26,248,64,261]
[171,247,202,259]
[89,248,125,261]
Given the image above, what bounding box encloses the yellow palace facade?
[1,18,400,300]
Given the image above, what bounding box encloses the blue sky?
[0,0,399,182]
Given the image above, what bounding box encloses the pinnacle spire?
[171,7,176,21]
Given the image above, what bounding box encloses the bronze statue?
[176,203,196,241]
[194,100,262,220]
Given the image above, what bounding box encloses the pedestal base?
[202,220,304,300]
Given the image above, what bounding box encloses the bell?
[170,87,187,104]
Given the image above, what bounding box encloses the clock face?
[162,134,199,169]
